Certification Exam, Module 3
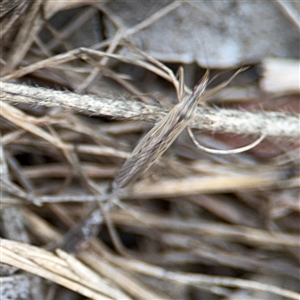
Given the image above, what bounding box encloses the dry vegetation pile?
[1,1,299,299]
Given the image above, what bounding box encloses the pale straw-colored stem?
[1,81,299,138]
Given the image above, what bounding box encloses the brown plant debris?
[1,1,299,300]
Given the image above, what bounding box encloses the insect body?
[113,71,209,188]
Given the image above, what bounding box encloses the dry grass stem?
[1,81,298,138]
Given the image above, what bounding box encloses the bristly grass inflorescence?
[113,71,209,188]
[113,66,268,189]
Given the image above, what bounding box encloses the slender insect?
[113,70,210,188]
